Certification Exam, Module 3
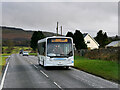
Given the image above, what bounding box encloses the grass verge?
[29,53,37,56]
[0,55,7,75]
[2,53,11,57]
[74,55,119,83]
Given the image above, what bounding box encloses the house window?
[87,41,90,44]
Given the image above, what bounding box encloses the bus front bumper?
[44,63,74,67]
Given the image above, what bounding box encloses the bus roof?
[38,36,73,43]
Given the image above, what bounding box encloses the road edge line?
[34,65,38,69]
[0,62,9,90]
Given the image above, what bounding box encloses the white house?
[83,33,99,49]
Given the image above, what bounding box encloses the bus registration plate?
[58,62,63,65]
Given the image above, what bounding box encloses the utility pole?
[61,26,62,36]
[56,22,58,36]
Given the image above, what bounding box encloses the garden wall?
[75,47,120,61]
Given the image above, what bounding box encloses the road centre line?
[33,65,38,69]
[40,70,49,78]
[28,57,63,89]
[53,82,63,90]
[29,61,33,64]
[0,62,9,90]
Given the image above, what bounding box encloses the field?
[2,46,32,54]
[74,55,119,83]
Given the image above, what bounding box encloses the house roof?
[106,40,120,47]
[83,33,88,38]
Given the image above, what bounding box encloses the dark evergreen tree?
[115,35,119,41]
[73,30,87,50]
[95,30,104,47]
[95,30,109,48]
[66,31,74,39]
[30,31,45,51]
[103,32,109,46]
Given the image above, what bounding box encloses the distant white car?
[23,51,29,56]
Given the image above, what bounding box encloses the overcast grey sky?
[2,2,118,37]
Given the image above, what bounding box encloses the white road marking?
[33,65,38,69]
[0,62,9,90]
[54,82,62,89]
[30,61,33,64]
[40,70,49,78]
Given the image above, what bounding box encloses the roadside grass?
[29,53,37,56]
[0,55,7,75]
[2,53,11,56]
[0,57,7,66]
[74,55,119,83]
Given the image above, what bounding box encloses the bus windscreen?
[47,38,73,57]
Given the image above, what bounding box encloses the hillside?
[1,26,119,46]
[1,26,57,46]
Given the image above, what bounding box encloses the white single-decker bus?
[37,36,74,69]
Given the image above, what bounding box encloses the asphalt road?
[1,54,119,89]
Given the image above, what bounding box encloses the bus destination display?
[51,39,68,42]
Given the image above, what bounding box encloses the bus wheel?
[39,62,41,66]
[66,66,69,69]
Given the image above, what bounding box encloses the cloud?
[2,2,118,36]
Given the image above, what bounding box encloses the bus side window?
[38,48,40,54]
[43,43,46,56]
[42,42,46,56]
[38,43,40,54]
[40,43,42,55]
